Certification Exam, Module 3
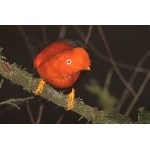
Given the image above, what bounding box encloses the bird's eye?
[66,59,72,65]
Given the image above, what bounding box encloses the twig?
[73,25,149,74]
[56,114,64,124]
[104,68,114,90]
[36,103,44,124]
[84,25,93,44]
[0,78,4,88]
[58,25,67,39]
[17,25,37,60]
[26,101,44,124]
[97,25,136,97]
[125,71,150,116]
[41,26,49,45]
[116,50,150,112]
[0,97,34,109]
[26,101,35,123]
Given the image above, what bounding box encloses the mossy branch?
[0,48,132,123]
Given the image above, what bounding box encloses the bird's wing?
[57,39,86,49]
[34,41,73,68]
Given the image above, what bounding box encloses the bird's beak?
[85,67,91,71]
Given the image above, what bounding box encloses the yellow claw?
[67,88,75,111]
[33,79,46,95]
[34,80,75,110]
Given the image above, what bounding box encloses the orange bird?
[33,39,91,110]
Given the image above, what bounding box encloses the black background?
[0,25,150,123]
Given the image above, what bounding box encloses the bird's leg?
[67,88,75,110]
[33,79,46,95]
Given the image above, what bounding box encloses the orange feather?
[34,40,91,89]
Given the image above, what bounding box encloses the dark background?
[0,25,150,123]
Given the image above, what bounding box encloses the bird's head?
[54,47,91,76]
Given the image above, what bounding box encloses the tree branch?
[0,50,102,123]
[0,49,132,123]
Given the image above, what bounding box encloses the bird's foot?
[33,79,46,95]
[67,88,75,110]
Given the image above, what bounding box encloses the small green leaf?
[85,79,117,113]
[137,107,150,124]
